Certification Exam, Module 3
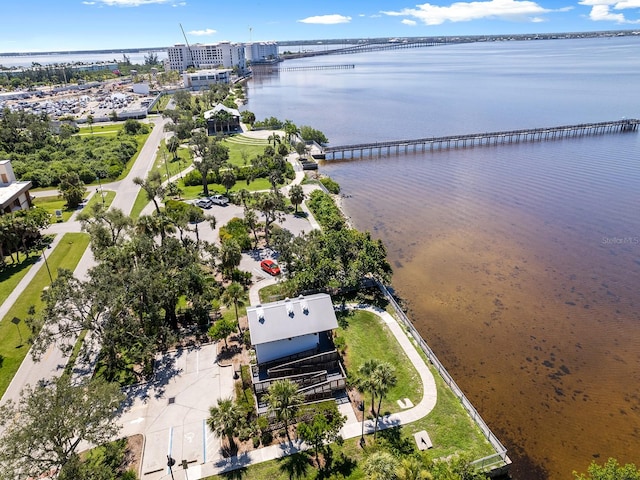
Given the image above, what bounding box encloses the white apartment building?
[182,69,231,89]
[245,41,279,64]
[0,160,32,215]
[166,42,247,73]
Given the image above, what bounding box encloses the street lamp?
[360,401,366,448]
[41,247,52,283]
[166,455,175,480]
[96,175,104,206]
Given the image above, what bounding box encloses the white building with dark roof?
[248,293,338,364]
[0,160,32,215]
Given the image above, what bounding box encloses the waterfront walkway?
[324,118,640,159]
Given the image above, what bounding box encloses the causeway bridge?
[282,40,445,59]
[323,119,640,160]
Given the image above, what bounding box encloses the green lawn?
[86,190,116,210]
[221,135,270,167]
[0,233,91,398]
[76,124,122,137]
[32,195,77,222]
[129,189,151,220]
[0,254,40,306]
[337,309,422,416]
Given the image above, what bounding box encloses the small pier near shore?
[323,119,640,160]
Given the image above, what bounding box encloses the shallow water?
[247,36,640,479]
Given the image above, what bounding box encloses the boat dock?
[323,119,640,160]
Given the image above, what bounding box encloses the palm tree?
[167,135,180,160]
[357,359,382,417]
[221,282,245,334]
[362,451,398,480]
[133,170,165,215]
[267,132,282,148]
[207,397,244,451]
[265,379,304,443]
[372,362,397,438]
[288,184,305,214]
[396,457,432,480]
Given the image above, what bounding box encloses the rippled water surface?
[247,37,640,479]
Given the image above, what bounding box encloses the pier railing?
[325,118,640,160]
[374,278,511,475]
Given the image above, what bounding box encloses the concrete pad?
[397,398,414,409]
[414,430,433,450]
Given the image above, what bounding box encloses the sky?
[1,0,640,53]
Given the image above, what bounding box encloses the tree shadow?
[220,467,248,479]
[378,426,416,456]
[278,452,310,480]
[317,449,357,480]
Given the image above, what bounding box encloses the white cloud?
[82,1,96,4]
[95,0,170,6]
[382,0,572,25]
[402,18,418,25]
[298,14,352,25]
[172,1,186,6]
[188,28,217,36]
[579,0,640,23]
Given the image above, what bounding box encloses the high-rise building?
[245,42,280,64]
[166,42,247,73]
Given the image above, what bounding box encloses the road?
[0,116,170,406]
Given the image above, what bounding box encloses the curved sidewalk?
[188,304,438,479]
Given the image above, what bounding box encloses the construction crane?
[179,23,197,69]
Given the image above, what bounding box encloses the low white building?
[248,293,338,365]
[182,69,231,89]
[0,160,32,214]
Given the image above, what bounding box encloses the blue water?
[247,36,640,480]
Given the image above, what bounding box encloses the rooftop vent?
[257,307,265,323]
[301,300,309,314]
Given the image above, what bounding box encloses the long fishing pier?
[323,119,639,160]
[252,64,355,74]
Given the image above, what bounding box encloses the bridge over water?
[282,40,445,59]
[323,119,640,160]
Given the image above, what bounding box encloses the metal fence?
[374,279,511,473]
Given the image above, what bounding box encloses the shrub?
[320,176,340,194]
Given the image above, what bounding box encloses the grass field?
[0,255,39,306]
[0,233,91,398]
[32,195,77,222]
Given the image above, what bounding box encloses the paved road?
[0,118,170,406]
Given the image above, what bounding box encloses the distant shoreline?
[1,28,638,57]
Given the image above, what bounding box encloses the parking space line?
[167,426,173,474]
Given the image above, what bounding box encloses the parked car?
[195,198,212,209]
[209,194,229,206]
[260,259,281,276]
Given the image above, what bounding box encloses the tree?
[288,184,305,214]
[357,359,382,418]
[208,317,237,349]
[362,451,398,480]
[372,362,397,438]
[0,375,125,479]
[167,135,180,160]
[574,458,640,480]
[221,282,245,333]
[397,457,432,480]
[255,192,285,246]
[220,168,236,194]
[267,132,282,148]
[300,125,328,144]
[265,379,304,443]
[58,171,85,209]
[86,114,94,133]
[283,120,299,143]
[218,239,242,278]
[207,398,245,451]
[296,404,345,465]
[133,170,165,215]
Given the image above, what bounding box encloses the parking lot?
[118,343,235,479]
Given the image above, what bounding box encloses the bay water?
[248,37,640,479]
